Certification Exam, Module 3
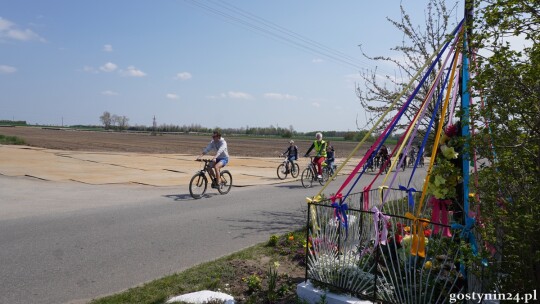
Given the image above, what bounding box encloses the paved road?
[0,168,426,304]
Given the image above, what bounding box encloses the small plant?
[267,234,279,247]
[266,261,280,302]
[317,293,328,304]
[242,274,262,293]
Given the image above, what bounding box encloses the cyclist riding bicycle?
[325,142,336,171]
[197,130,229,188]
[281,140,298,173]
[378,144,389,159]
[304,132,327,179]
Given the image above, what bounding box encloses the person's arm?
[304,143,315,157]
[198,141,213,159]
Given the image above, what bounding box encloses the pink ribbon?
[363,186,370,211]
[429,197,452,237]
[372,206,391,246]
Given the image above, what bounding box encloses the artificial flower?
[441,144,459,160]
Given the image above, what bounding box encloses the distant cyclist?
[304,132,327,179]
[281,140,298,173]
[325,141,336,171]
[197,130,229,188]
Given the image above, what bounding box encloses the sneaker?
[211,181,218,189]
[317,175,322,180]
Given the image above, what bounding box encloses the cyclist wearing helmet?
[304,132,327,179]
[281,140,298,173]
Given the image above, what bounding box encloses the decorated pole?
[460,0,474,224]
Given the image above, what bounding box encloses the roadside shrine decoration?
[303,12,487,303]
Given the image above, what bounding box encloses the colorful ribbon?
[399,185,417,212]
[306,195,322,231]
[451,217,478,277]
[429,197,453,237]
[363,186,370,211]
[372,206,391,247]
[451,217,478,255]
[331,201,349,240]
[378,186,388,206]
[405,212,427,257]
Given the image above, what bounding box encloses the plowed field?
[0,126,366,158]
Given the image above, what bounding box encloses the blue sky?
[1,0,463,132]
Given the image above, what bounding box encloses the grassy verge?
[90,230,310,304]
[0,134,26,145]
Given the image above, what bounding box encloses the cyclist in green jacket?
[304,132,327,179]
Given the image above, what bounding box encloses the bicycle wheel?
[301,167,314,188]
[189,173,208,199]
[291,163,300,178]
[217,170,232,194]
[276,163,288,180]
[319,168,330,185]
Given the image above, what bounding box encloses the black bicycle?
[277,156,300,180]
[189,159,232,199]
[301,157,329,188]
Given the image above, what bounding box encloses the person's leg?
[208,160,216,181]
[214,162,224,184]
[316,157,325,176]
[288,156,294,172]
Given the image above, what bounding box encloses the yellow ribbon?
[378,186,389,206]
[306,195,322,230]
[405,212,427,257]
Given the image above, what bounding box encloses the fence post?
[305,203,312,281]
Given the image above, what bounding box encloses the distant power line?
[182,0,393,74]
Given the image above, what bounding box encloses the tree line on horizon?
[98,111,377,141]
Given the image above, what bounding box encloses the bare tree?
[356,0,460,133]
[111,114,129,130]
[99,111,112,129]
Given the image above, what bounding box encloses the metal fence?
[304,188,485,304]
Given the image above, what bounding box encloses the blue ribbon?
[399,185,417,212]
[451,217,478,277]
[331,202,349,240]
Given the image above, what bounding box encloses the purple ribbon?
[372,206,391,247]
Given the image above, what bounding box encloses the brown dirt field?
[0,126,368,158]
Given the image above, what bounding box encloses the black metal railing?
[304,189,484,304]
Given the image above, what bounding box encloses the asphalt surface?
[0,146,427,304]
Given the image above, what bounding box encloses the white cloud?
[101,90,119,96]
[103,44,113,52]
[311,102,321,108]
[0,65,17,74]
[0,17,45,42]
[82,66,98,73]
[312,58,324,63]
[99,62,118,73]
[175,72,192,80]
[166,93,179,99]
[227,91,253,100]
[207,91,253,100]
[121,66,146,77]
[264,93,298,101]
